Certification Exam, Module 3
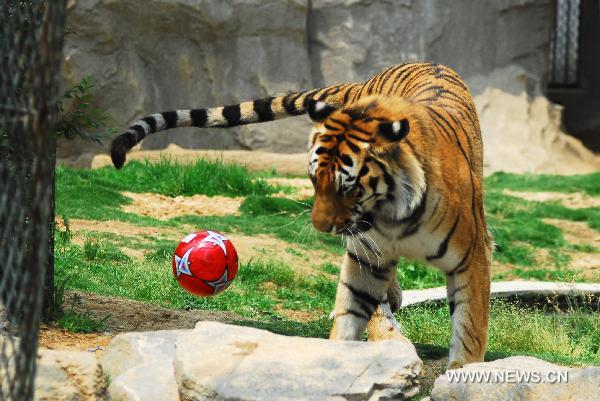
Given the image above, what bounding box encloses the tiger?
[111,62,492,369]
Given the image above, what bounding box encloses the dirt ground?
[503,189,600,209]
[268,177,314,199]
[544,218,600,245]
[58,217,184,240]
[39,290,245,357]
[121,191,244,220]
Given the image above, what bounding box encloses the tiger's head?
[306,96,427,235]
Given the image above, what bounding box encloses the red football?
[172,230,238,297]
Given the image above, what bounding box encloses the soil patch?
[121,191,243,220]
[491,260,519,277]
[503,189,600,209]
[58,217,184,240]
[39,290,246,359]
[268,177,313,200]
[119,247,148,260]
[68,291,243,334]
[567,252,600,281]
[417,355,448,398]
[542,219,600,247]
[38,326,113,353]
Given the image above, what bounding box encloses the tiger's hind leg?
[445,244,491,369]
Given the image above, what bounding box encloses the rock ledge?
[102,321,422,401]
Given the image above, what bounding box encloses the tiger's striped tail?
[110,86,346,169]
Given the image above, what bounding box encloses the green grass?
[53,161,599,365]
[58,309,109,333]
[486,171,600,196]
[397,259,445,290]
[55,158,283,222]
[57,162,598,278]
[44,274,110,333]
[55,163,600,284]
[68,158,280,197]
[55,230,336,320]
[400,300,600,365]
[56,163,599,277]
[484,172,598,280]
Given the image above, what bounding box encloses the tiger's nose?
[312,218,333,233]
[311,217,350,234]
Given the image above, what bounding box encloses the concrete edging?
[401,281,600,308]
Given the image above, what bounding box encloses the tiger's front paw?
[447,359,465,370]
[366,305,412,345]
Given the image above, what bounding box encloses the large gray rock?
[177,321,421,401]
[471,66,600,175]
[430,356,600,401]
[102,330,182,401]
[102,322,422,401]
[34,348,107,401]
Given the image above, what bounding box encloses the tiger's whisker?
[354,231,375,269]
[349,232,365,271]
[286,198,312,209]
[356,220,373,229]
[275,208,310,229]
[293,222,310,243]
[358,231,382,267]
[360,231,382,257]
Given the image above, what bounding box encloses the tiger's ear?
[307,99,338,122]
[377,119,410,141]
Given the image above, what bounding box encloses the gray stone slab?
[430,356,600,401]
[35,348,107,401]
[102,330,184,401]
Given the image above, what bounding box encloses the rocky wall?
[59,0,598,174]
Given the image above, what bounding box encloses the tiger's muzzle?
[311,183,355,235]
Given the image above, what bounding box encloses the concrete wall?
[308,0,552,87]
[58,0,555,159]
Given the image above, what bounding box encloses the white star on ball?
[200,231,229,255]
[174,248,193,277]
[204,267,233,294]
